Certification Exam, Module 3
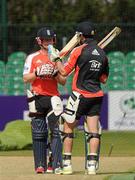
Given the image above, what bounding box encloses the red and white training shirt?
[23,50,59,96]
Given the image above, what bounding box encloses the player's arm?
[23,56,37,83]
[100,57,109,84]
[23,72,36,83]
[55,61,67,76]
[55,73,67,85]
[57,47,81,76]
[48,45,82,76]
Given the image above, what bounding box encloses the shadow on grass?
[70,170,135,176]
[98,171,135,175]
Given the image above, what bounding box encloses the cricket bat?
[98,26,121,49]
[59,32,82,58]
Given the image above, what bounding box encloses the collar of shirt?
[84,39,97,45]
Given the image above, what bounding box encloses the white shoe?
[63,160,73,175]
[87,160,96,175]
[54,167,63,175]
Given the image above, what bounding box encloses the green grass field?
[74,130,135,157]
[1,120,135,157]
[1,120,135,180]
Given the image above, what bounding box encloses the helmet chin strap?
[40,44,48,51]
[36,37,54,51]
[36,37,48,50]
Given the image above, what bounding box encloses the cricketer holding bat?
[23,26,66,174]
[49,21,109,175]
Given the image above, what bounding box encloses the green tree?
[8,0,135,24]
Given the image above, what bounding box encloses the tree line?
[8,0,135,24]
[0,0,134,60]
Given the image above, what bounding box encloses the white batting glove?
[35,64,54,78]
[48,45,61,62]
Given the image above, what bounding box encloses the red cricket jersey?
[23,50,59,96]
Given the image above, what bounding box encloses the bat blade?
[98,27,121,49]
[59,32,81,58]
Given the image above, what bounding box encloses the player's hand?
[35,64,54,78]
[48,45,61,62]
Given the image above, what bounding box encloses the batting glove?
[48,45,62,62]
[35,64,54,78]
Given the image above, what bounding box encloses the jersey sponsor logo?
[36,59,42,63]
[89,60,101,71]
[92,49,100,56]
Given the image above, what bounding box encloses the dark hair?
[76,21,96,38]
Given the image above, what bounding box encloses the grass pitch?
[1,120,135,157]
[0,156,135,180]
[1,120,135,179]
